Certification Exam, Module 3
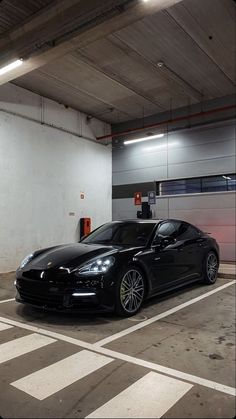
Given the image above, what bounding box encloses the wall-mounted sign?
[134,192,142,206]
[148,191,156,205]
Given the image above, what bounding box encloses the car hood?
[24,243,117,271]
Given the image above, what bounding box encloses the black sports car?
[15,219,219,316]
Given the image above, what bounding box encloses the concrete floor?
[0,271,235,418]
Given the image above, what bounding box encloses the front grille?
[18,289,63,307]
[17,281,99,309]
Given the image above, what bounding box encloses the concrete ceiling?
[0,0,54,35]
[0,0,235,123]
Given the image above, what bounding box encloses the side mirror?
[160,236,176,247]
[152,236,176,249]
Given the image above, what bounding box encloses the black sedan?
[15,219,219,316]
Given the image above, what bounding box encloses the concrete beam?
[0,0,183,86]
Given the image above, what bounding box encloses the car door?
[137,221,184,292]
[174,222,203,281]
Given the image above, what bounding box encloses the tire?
[115,266,146,317]
[203,251,219,284]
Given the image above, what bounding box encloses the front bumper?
[15,269,115,313]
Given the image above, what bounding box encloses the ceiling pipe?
[96,104,236,141]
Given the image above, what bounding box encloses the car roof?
[111,219,193,225]
[111,219,162,223]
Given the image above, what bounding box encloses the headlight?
[20,253,34,269]
[77,256,115,275]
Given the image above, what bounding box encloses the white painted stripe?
[11,350,113,400]
[96,346,236,397]
[0,281,235,397]
[86,371,193,418]
[0,316,234,397]
[0,333,56,364]
[0,316,93,351]
[0,321,13,331]
[0,298,14,304]
[95,280,236,347]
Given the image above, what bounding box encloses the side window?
[153,221,181,243]
[177,223,200,240]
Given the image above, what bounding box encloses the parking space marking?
[0,315,94,350]
[96,347,236,397]
[86,371,193,418]
[0,315,235,396]
[0,333,56,364]
[0,321,13,331]
[95,280,236,347]
[11,350,113,400]
[0,298,14,304]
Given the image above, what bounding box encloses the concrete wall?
[0,83,112,272]
[112,120,236,261]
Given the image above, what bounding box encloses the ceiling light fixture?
[222,175,231,180]
[0,59,23,76]
[144,141,179,151]
[124,133,164,145]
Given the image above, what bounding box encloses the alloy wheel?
[120,269,145,314]
[207,253,218,282]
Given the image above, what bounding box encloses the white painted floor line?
[0,298,14,304]
[11,350,113,400]
[86,371,193,418]
[0,315,94,351]
[0,333,56,364]
[0,315,234,396]
[95,280,236,347]
[0,321,13,331]
[95,346,236,398]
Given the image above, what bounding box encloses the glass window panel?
[158,174,236,196]
[202,176,227,192]
[227,175,236,191]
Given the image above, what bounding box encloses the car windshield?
[81,222,156,246]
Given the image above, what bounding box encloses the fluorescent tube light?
[124,133,164,145]
[222,175,231,180]
[0,59,23,76]
[144,141,179,151]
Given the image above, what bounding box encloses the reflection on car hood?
[24,243,117,270]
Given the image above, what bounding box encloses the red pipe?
[96,104,236,141]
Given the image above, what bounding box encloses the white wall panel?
[169,193,235,210]
[168,139,235,164]
[168,156,236,179]
[113,120,235,185]
[113,165,168,185]
[112,191,236,261]
[113,149,168,173]
[0,84,112,272]
[218,243,236,262]
[167,123,235,147]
